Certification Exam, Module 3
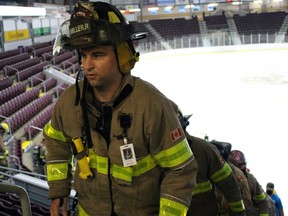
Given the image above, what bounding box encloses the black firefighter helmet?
[53,1,146,73]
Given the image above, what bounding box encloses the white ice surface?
[133,44,288,212]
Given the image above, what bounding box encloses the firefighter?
[210,140,252,215]
[0,123,9,180]
[32,140,47,175]
[178,113,246,216]
[229,150,269,216]
[44,1,198,215]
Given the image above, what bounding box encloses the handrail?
[0,182,32,216]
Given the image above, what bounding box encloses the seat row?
[234,11,287,35]
[0,193,50,216]
[52,52,74,65]
[0,48,20,60]
[15,61,50,82]
[53,82,70,98]
[0,87,39,120]
[0,53,30,70]
[0,76,13,91]
[29,72,46,87]
[0,82,26,106]
[32,45,53,58]
[5,93,53,133]
[4,58,41,77]
[25,41,52,53]
[24,102,56,139]
[40,77,57,92]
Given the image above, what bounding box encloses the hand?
[50,197,68,216]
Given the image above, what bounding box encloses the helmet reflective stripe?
[108,11,121,23]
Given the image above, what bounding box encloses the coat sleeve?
[147,99,198,215]
[205,143,246,214]
[248,173,269,216]
[43,98,73,199]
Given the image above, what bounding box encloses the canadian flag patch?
[170,127,183,142]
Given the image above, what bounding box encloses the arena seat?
[0,82,26,106]
[0,87,40,120]
[0,76,13,91]
[0,48,20,60]
[4,58,41,77]
[0,53,30,70]
[205,14,229,30]
[16,61,50,82]
[29,72,46,87]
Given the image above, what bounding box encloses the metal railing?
[136,32,288,53]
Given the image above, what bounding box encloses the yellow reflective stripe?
[47,162,68,181]
[111,165,133,182]
[44,122,70,143]
[111,155,158,182]
[192,181,213,195]
[154,139,192,168]
[108,11,121,23]
[259,214,269,216]
[229,200,245,212]
[160,197,188,216]
[133,155,158,176]
[210,162,232,183]
[254,192,266,201]
[89,154,108,175]
[78,203,89,216]
[89,154,158,182]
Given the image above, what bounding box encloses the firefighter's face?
[80,45,122,92]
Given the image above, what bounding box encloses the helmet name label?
[70,21,91,37]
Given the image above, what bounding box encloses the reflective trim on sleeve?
[210,162,232,183]
[47,162,68,181]
[154,139,193,168]
[259,214,269,216]
[253,192,266,201]
[192,181,213,196]
[160,197,188,216]
[44,121,70,143]
[89,153,158,182]
[229,200,245,212]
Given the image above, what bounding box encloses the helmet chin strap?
[75,50,83,106]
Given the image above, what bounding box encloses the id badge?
[120,143,137,167]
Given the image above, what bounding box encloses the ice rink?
[133,43,288,212]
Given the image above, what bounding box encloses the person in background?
[229,150,269,216]
[266,182,284,216]
[265,191,276,216]
[178,113,246,216]
[210,140,252,216]
[0,123,9,180]
[44,1,198,215]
